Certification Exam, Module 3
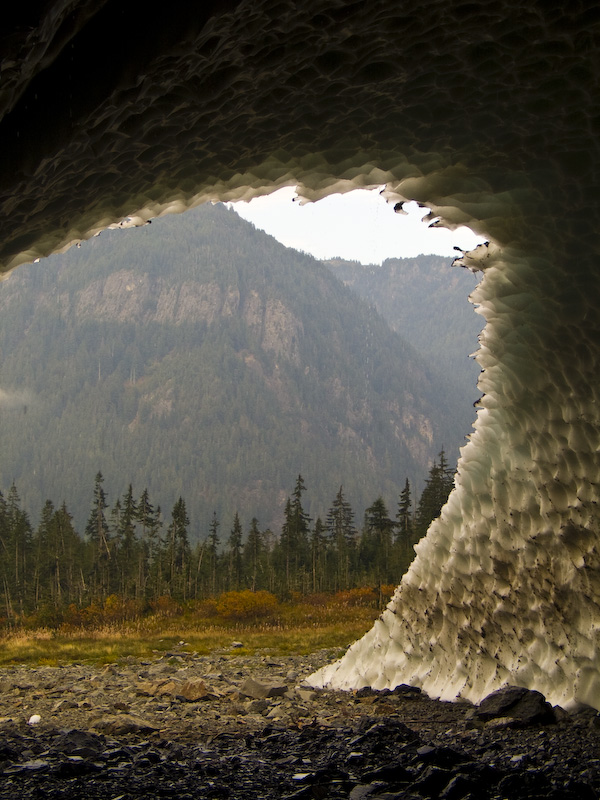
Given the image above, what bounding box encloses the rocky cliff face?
[48,271,303,367]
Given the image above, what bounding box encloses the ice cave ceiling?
[2,1,600,708]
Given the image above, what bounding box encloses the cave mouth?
[1,0,599,710]
[6,149,599,712]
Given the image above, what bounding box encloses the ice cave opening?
[1,1,600,711]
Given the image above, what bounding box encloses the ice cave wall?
[1,1,600,708]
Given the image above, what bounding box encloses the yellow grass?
[0,602,381,667]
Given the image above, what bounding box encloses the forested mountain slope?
[0,204,469,535]
[325,256,482,410]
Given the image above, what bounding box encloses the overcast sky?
[229,186,484,265]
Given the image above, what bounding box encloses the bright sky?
[229,187,484,264]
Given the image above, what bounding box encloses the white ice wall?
[310,235,600,710]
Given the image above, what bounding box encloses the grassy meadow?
[0,587,395,668]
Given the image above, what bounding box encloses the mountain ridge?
[0,204,471,535]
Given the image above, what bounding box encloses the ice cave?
[1,2,599,709]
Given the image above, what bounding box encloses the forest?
[0,450,455,626]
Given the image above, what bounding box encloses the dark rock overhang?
[0,1,597,270]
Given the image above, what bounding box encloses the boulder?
[240,677,287,700]
[176,680,218,702]
[92,714,160,735]
[468,685,556,727]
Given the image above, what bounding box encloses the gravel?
[0,645,598,799]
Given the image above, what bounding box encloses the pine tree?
[326,486,356,590]
[395,478,414,571]
[0,490,12,618]
[207,511,220,595]
[32,499,55,607]
[310,517,327,593]
[414,448,455,540]
[226,512,243,590]
[84,472,112,599]
[5,482,33,614]
[114,484,139,597]
[243,517,263,591]
[165,497,191,599]
[278,475,311,594]
[363,496,395,587]
[53,501,83,605]
[33,500,83,609]
[136,488,162,599]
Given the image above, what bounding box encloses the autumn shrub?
[334,587,379,607]
[100,595,143,623]
[194,598,219,618]
[81,601,104,627]
[215,589,279,620]
[61,603,84,629]
[24,604,64,630]
[380,584,397,602]
[149,595,183,618]
[303,592,330,607]
[103,594,124,621]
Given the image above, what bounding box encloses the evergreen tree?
[243,517,263,591]
[310,517,327,593]
[53,501,84,605]
[278,475,311,594]
[326,485,356,589]
[396,478,415,571]
[278,497,294,592]
[32,499,56,607]
[362,496,395,586]
[84,472,112,598]
[5,482,33,614]
[414,448,455,540]
[165,497,191,599]
[114,484,139,597]
[0,490,9,617]
[136,488,162,599]
[206,511,220,595]
[33,500,83,609]
[226,512,243,590]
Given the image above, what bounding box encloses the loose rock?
[0,651,598,799]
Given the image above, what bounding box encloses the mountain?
[0,204,470,535]
[324,256,483,413]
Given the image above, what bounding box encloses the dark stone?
[349,786,386,800]
[560,779,598,800]
[0,743,19,760]
[414,745,471,769]
[356,687,377,698]
[361,763,413,783]
[497,769,553,799]
[439,773,487,800]
[52,756,102,777]
[391,685,422,696]
[411,764,454,796]
[240,677,288,699]
[3,759,51,774]
[469,686,556,727]
[50,728,106,758]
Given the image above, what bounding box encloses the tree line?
[0,450,455,621]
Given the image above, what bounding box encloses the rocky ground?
[0,642,599,799]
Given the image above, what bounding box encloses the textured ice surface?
[1,2,600,708]
[309,242,600,709]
